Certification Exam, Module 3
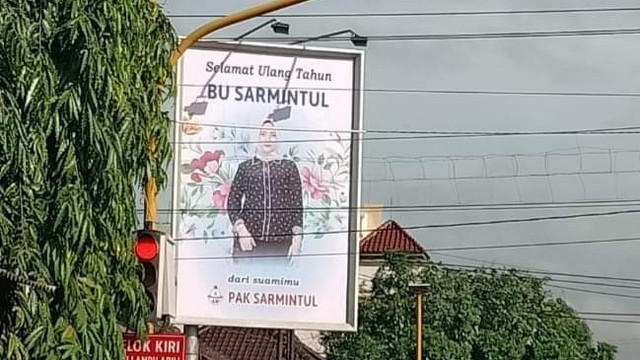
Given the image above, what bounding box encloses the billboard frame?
[170,39,364,332]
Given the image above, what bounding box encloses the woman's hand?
[288,233,303,263]
[236,224,256,251]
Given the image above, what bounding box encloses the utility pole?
[142,1,310,359]
[416,291,422,360]
[409,283,430,360]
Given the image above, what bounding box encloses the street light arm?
[169,0,309,66]
[234,19,277,41]
[289,29,354,45]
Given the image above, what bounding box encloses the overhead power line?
[364,169,640,183]
[430,235,640,252]
[580,317,640,324]
[178,82,640,98]
[578,311,640,317]
[439,263,640,284]
[139,200,640,215]
[370,260,640,297]
[363,147,640,160]
[548,284,640,300]
[368,126,640,135]
[176,131,640,146]
[361,265,640,295]
[177,118,640,135]
[177,249,640,283]
[542,278,640,290]
[213,27,640,42]
[176,208,640,244]
[434,253,640,291]
[167,7,640,18]
[175,252,640,285]
[152,207,640,249]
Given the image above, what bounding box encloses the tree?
[321,253,618,360]
[0,0,177,359]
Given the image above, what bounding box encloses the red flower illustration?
[190,173,202,183]
[301,166,328,200]
[190,150,225,175]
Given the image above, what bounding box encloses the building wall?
[359,205,384,240]
[358,264,379,293]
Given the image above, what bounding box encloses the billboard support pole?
[142,0,309,354]
[277,329,295,360]
[185,325,198,360]
[288,329,295,360]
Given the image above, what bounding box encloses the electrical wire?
[431,253,640,291]
[142,202,640,251]
[174,250,640,284]
[176,145,640,159]
[575,311,640,317]
[363,168,640,183]
[138,199,640,214]
[178,82,640,98]
[211,27,640,42]
[174,208,640,243]
[175,131,640,145]
[360,272,640,315]
[174,117,640,134]
[172,237,640,262]
[438,263,640,284]
[166,7,640,18]
[174,127,640,145]
[429,235,640,252]
[548,284,640,300]
[579,317,640,324]
[364,263,640,290]
[366,146,640,159]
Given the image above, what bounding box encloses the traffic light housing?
[135,229,162,321]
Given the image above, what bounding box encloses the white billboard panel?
[171,41,363,331]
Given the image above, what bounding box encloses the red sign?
[123,333,186,360]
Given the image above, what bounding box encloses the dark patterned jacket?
[227,157,303,249]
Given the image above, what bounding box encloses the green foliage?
[321,253,617,360]
[0,0,177,358]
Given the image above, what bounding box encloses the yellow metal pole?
[143,2,310,340]
[416,292,423,360]
[169,0,308,66]
[143,0,310,230]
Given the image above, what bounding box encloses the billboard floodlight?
[290,29,368,48]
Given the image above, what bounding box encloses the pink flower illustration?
[190,173,202,183]
[190,150,225,174]
[213,183,232,213]
[301,166,328,200]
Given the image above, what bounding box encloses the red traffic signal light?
[134,229,163,321]
[135,233,159,261]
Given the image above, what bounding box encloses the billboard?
[171,41,363,331]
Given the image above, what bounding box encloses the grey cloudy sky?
[157,0,640,357]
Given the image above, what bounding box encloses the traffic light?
[135,229,162,321]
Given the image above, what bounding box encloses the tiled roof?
[360,219,428,257]
[199,326,324,360]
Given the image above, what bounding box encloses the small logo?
[207,285,223,305]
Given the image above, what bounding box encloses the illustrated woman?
[227,118,304,262]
